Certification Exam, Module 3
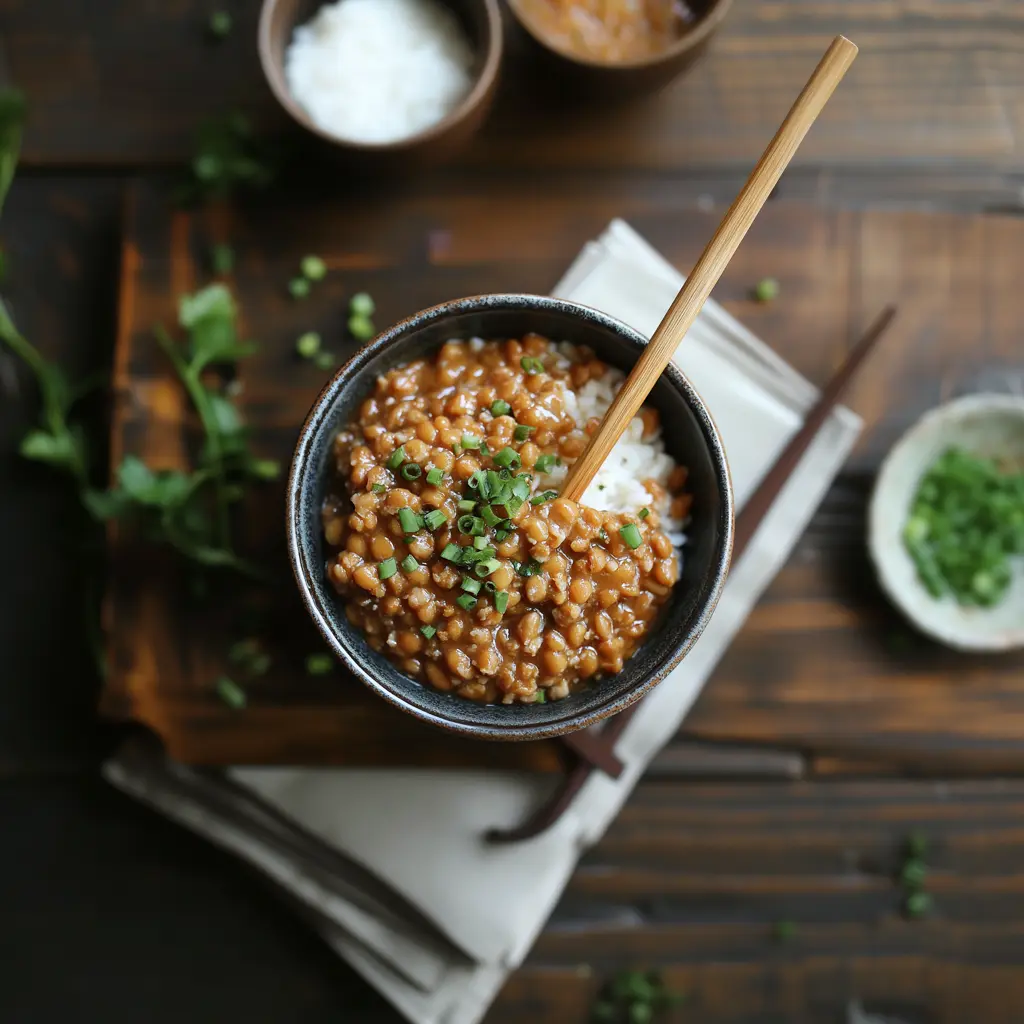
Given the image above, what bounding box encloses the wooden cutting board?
[101,179,1024,769]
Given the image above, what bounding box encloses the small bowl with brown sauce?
[506,0,733,95]
[287,294,733,741]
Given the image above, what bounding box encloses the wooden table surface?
[2,3,1024,1022]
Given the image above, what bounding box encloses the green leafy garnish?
[590,970,685,1023]
[182,112,277,204]
[216,676,247,710]
[753,277,780,302]
[301,254,326,281]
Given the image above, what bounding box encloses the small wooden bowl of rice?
[259,0,503,166]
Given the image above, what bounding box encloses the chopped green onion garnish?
[495,529,510,542]
[289,277,311,299]
[452,443,462,457]
[505,496,524,516]
[387,446,406,470]
[349,291,375,318]
[398,508,422,534]
[515,559,542,577]
[467,472,483,492]
[520,356,544,374]
[534,454,560,473]
[461,433,481,450]
[420,625,436,639]
[511,477,531,501]
[495,591,509,614]
[497,467,513,481]
[619,523,642,549]
[401,463,422,481]
[296,331,321,358]
[371,483,385,494]
[426,467,445,486]
[533,689,546,703]
[639,507,650,519]
[441,543,462,562]
[423,509,448,531]
[473,535,489,550]
[474,558,500,578]
[313,350,335,371]
[210,242,234,274]
[401,555,419,573]
[490,399,512,417]
[304,653,334,676]
[456,593,477,611]
[301,254,327,281]
[348,315,375,341]
[216,676,247,709]
[481,505,502,528]
[754,277,780,302]
[530,489,558,506]
[457,514,485,536]
[378,557,397,580]
[461,577,482,595]
[484,581,497,594]
[513,424,535,442]
[208,11,233,38]
[494,447,521,470]
[599,528,608,543]
[458,498,477,513]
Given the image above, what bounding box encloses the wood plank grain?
[104,182,1024,768]
[5,0,1024,174]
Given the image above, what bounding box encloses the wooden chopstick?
[487,306,896,843]
[561,35,859,501]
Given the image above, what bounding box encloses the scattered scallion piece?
[440,543,462,562]
[754,277,780,302]
[349,292,375,318]
[474,558,500,578]
[313,350,335,370]
[773,920,797,942]
[511,477,531,501]
[483,581,497,594]
[490,399,511,417]
[301,255,327,281]
[515,559,542,577]
[216,676,246,709]
[208,10,232,38]
[461,433,481,450]
[457,514,485,535]
[620,523,643,550]
[397,508,422,534]
[420,625,436,640]
[457,498,477,514]
[495,528,510,542]
[456,593,477,610]
[400,463,422,481]
[481,505,502,527]
[461,577,482,595]
[494,590,509,614]
[296,331,321,358]
[387,446,406,470]
[371,483,385,494]
[905,891,932,918]
[505,496,524,516]
[473,535,490,550]
[378,557,397,580]
[210,242,234,274]
[466,472,482,492]
[534,454,560,473]
[901,860,927,889]
[520,356,544,374]
[348,315,375,341]
[401,555,419,573]
[426,467,445,486]
[494,446,521,470]
[423,509,448,531]
[639,507,650,519]
[304,653,334,676]
[534,689,546,703]
[513,424,535,442]
[531,489,558,506]
[288,277,311,299]
[599,528,608,543]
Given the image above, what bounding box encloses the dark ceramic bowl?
[258,0,503,168]
[506,0,733,96]
[287,295,733,741]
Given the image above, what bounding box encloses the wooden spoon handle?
[561,35,859,502]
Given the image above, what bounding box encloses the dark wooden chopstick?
[487,306,897,843]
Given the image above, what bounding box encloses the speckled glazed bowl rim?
[258,0,504,153]
[287,294,734,740]
[507,0,733,72]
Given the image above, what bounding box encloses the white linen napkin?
[105,220,862,1024]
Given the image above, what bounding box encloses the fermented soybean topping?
[322,334,691,706]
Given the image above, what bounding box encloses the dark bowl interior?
[288,295,733,741]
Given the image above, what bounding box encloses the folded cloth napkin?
[105,220,862,1024]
